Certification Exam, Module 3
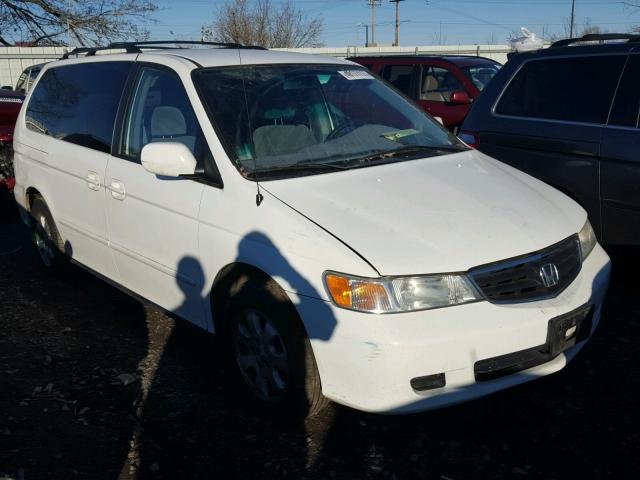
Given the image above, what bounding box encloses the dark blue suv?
[461,34,640,246]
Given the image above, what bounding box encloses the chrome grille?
[469,236,582,303]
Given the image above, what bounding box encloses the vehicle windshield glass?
[462,64,500,90]
[193,64,465,180]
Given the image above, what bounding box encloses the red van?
[0,89,24,191]
[349,55,500,133]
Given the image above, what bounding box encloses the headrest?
[151,106,186,137]
[422,75,438,92]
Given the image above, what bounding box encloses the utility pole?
[358,23,369,47]
[569,0,576,38]
[390,0,405,47]
[367,0,381,47]
[66,0,71,46]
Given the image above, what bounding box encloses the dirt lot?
[1,192,639,480]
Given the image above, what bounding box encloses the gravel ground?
[1,191,639,480]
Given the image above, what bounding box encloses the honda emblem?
[539,263,560,288]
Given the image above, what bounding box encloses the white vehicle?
[13,42,610,415]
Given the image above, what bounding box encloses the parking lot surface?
[1,197,639,480]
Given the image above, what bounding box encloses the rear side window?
[495,55,626,124]
[608,55,640,128]
[381,64,414,97]
[25,62,132,153]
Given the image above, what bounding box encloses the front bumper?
[295,244,611,413]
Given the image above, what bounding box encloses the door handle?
[109,180,126,201]
[86,171,101,191]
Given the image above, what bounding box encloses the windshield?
[193,64,465,180]
[461,64,500,91]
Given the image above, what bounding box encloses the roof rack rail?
[551,33,640,48]
[60,44,141,59]
[109,40,266,50]
[60,40,266,59]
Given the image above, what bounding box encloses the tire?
[224,276,329,418]
[30,196,67,273]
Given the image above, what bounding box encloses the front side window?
[420,65,465,102]
[193,64,463,180]
[25,62,132,153]
[15,72,27,93]
[461,63,500,91]
[495,55,626,124]
[121,67,211,169]
[26,67,41,93]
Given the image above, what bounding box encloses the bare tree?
[548,17,608,41]
[623,2,640,32]
[205,0,323,48]
[0,0,157,47]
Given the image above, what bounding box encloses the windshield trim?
[191,63,464,182]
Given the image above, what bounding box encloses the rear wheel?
[225,277,329,417]
[30,196,67,273]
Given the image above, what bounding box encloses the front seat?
[421,75,446,102]
[253,124,316,158]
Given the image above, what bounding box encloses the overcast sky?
[150,0,637,46]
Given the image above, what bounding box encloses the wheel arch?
[25,186,42,211]
[208,261,299,335]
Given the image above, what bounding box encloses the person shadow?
[134,230,338,479]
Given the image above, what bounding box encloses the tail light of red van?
[458,131,479,148]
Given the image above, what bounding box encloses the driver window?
[122,67,209,167]
[420,66,464,102]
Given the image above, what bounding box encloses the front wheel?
[225,278,329,417]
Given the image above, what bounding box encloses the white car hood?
[263,149,586,275]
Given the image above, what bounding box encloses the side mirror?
[141,142,197,178]
[450,91,470,104]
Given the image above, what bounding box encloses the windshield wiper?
[249,161,349,179]
[354,144,467,165]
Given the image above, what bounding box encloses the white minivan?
[13,42,610,415]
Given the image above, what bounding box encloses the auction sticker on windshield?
[338,70,374,80]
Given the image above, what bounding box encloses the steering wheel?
[326,122,357,141]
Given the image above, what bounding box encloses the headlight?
[324,272,482,314]
[578,220,597,260]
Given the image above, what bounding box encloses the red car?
[349,55,500,132]
[0,89,24,191]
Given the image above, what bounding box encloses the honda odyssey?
[12,41,610,415]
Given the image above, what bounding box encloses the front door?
[105,65,209,328]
